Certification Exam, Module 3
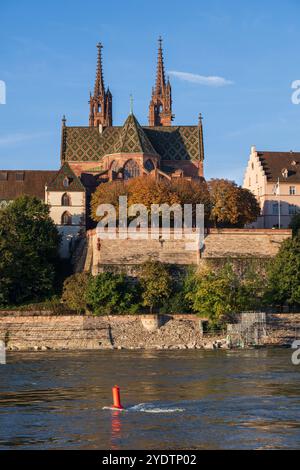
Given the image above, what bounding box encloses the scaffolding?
[227,312,267,348]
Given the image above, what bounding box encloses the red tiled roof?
[0,170,57,201]
[257,151,300,182]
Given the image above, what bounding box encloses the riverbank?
[0,312,300,351]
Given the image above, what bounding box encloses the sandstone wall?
[81,228,291,275]
[0,312,299,351]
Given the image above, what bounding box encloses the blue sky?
[1,0,300,183]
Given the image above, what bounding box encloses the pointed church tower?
[148,37,174,127]
[89,43,112,128]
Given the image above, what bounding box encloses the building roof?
[61,115,203,163]
[257,151,300,183]
[46,162,85,192]
[0,170,57,201]
[111,114,158,155]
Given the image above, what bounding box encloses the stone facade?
[82,228,291,275]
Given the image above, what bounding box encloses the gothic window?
[62,193,71,206]
[61,211,72,225]
[145,159,155,172]
[123,160,140,180]
[63,177,69,188]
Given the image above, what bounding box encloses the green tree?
[289,213,300,237]
[86,272,141,315]
[265,236,300,307]
[0,196,61,306]
[139,260,172,313]
[61,273,91,313]
[186,263,241,327]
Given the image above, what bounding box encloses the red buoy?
[112,385,124,410]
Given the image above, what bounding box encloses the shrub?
[61,273,91,313]
[139,261,172,313]
[86,272,141,315]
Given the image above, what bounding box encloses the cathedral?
[0,38,205,256]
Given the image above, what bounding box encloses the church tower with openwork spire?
[148,37,174,127]
[89,43,112,128]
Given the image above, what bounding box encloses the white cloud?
[168,70,234,87]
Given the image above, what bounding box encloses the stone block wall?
[79,228,291,275]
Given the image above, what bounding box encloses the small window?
[15,172,24,181]
[63,177,69,188]
[62,193,71,206]
[251,163,254,170]
[61,211,72,225]
[290,186,296,195]
[0,172,7,181]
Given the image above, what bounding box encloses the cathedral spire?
[89,42,112,127]
[149,36,173,127]
[94,42,105,97]
[155,36,166,95]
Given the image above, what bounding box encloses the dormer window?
[63,177,69,188]
[281,168,289,179]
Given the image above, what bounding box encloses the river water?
[0,349,299,450]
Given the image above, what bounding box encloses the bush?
[139,261,172,313]
[62,273,91,313]
[86,272,141,315]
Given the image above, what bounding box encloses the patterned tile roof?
[61,115,203,163]
[46,162,85,192]
[111,114,158,155]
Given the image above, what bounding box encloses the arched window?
[61,211,72,225]
[63,177,69,188]
[123,160,140,180]
[145,159,155,172]
[62,193,71,206]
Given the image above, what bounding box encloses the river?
[0,349,299,450]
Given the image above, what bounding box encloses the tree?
[139,260,172,313]
[86,272,141,315]
[61,273,91,313]
[265,236,300,307]
[289,213,300,237]
[91,180,128,222]
[208,179,260,227]
[186,262,241,327]
[0,196,61,306]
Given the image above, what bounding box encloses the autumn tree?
[208,179,260,227]
[91,180,128,222]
